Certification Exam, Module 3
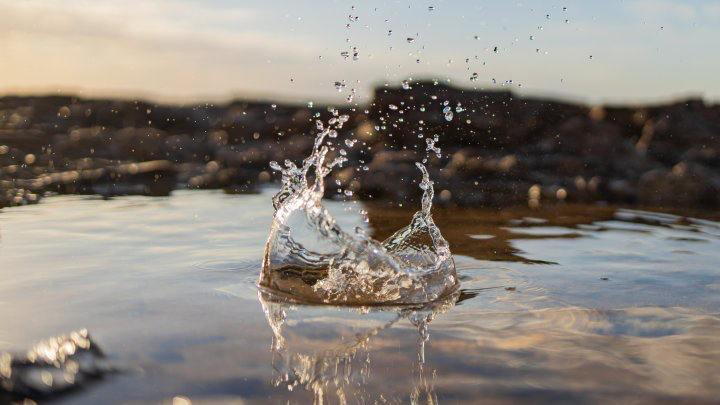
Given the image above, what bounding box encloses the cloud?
[701,3,720,19]
[626,0,697,21]
[0,0,718,104]
[0,0,334,103]
[0,0,318,58]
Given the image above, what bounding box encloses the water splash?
[260,117,457,305]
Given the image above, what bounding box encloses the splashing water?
[260,117,457,305]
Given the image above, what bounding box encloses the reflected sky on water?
[1,189,719,403]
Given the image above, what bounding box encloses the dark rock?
[1,83,719,209]
[638,162,720,207]
[0,329,112,401]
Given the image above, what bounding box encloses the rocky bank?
[1,82,718,209]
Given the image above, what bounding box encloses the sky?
[0,0,718,105]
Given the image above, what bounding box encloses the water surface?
[1,190,719,403]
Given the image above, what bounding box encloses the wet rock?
[606,178,637,203]
[187,164,259,191]
[0,329,112,401]
[0,129,49,152]
[35,160,177,197]
[352,150,422,201]
[682,146,720,169]
[638,162,720,207]
[0,86,719,209]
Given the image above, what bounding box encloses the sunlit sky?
[1,0,718,105]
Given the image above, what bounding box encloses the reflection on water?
[256,292,720,404]
[423,306,720,403]
[0,190,719,403]
[258,289,460,404]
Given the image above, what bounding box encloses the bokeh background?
[1,0,719,209]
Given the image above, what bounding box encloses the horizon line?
[0,82,713,110]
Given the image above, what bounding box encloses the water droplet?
[426,135,442,157]
[402,80,411,90]
[470,72,479,81]
[389,104,398,110]
[406,37,415,43]
[344,139,357,147]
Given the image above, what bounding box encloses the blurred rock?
[0,84,718,209]
[638,162,720,207]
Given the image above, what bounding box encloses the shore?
[1,82,719,209]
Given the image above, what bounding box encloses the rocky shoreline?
[1,82,719,209]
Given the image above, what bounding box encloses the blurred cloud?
[0,0,324,102]
[7,1,246,40]
[627,0,697,21]
[0,0,718,104]
[702,2,720,19]
[0,0,316,58]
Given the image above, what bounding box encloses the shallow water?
[1,190,719,403]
